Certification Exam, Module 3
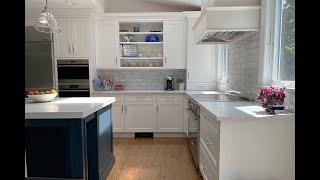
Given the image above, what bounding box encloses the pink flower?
[257,86,286,105]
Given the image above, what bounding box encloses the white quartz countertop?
[185,91,294,121]
[25,97,116,119]
[199,101,294,121]
[91,90,186,94]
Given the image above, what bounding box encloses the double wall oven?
[57,59,90,97]
[187,98,200,168]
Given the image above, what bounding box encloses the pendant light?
[34,0,61,33]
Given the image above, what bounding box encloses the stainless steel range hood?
[193,6,261,44]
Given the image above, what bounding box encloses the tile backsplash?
[217,32,260,99]
[95,69,186,90]
[217,32,295,112]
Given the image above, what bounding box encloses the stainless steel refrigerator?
[25,26,56,92]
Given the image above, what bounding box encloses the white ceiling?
[142,0,201,8]
[25,0,97,9]
[26,0,201,10]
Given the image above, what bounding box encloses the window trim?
[272,0,295,89]
[217,44,228,83]
[259,0,295,89]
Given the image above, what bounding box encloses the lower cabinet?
[111,104,124,132]
[125,104,157,132]
[199,141,219,180]
[91,93,184,133]
[199,106,295,180]
[157,94,184,132]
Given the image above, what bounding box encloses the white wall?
[105,0,200,12]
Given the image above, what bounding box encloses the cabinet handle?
[187,71,189,80]
[116,57,118,64]
[68,45,71,54]
[72,44,75,54]
[165,57,167,64]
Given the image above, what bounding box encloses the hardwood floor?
[106,138,202,180]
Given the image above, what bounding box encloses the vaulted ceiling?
[25,0,201,11]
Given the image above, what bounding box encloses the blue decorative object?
[145,34,160,42]
[93,76,112,91]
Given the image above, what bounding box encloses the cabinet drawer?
[200,141,219,180]
[157,95,182,105]
[125,94,155,104]
[201,108,220,134]
[200,118,220,167]
[91,93,124,105]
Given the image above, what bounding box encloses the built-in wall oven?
[57,59,90,97]
[187,98,200,168]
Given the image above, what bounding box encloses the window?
[218,44,228,82]
[273,0,295,87]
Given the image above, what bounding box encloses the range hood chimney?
[193,0,261,44]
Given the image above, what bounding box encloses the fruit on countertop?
[27,89,57,95]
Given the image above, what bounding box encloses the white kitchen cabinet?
[111,104,125,132]
[95,20,118,69]
[163,21,187,69]
[185,14,217,90]
[156,95,183,132]
[54,18,89,58]
[125,105,157,132]
[183,95,189,134]
[91,93,125,132]
[199,107,295,180]
[71,19,89,57]
[124,95,156,132]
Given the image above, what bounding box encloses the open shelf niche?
[119,22,163,68]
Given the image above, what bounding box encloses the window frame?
[217,44,228,83]
[271,0,295,89]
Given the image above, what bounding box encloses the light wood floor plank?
[106,137,202,180]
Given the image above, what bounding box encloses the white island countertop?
[199,101,294,121]
[25,97,116,119]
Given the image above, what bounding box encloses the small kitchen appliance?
[165,76,174,91]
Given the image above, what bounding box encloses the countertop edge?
[25,97,116,119]
[91,90,187,94]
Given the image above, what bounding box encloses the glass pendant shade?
[34,1,61,33]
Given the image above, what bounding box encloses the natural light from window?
[274,0,295,84]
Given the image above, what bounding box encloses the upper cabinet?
[93,16,187,69]
[163,21,187,69]
[185,14,217,90]
[95,20,118,69]
[54,18,89,58]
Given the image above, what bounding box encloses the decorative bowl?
[28,93,58,103]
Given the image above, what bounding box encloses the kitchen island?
[25,97,116,180]
[186,92,295,180]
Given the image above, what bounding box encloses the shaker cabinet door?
[163,21,187,69]
[95,20,118,69]
[157,105,183,132]
[71,19,89,57]
[125,104,156,132]
[54,19,72,58]
[111,104,125,132]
